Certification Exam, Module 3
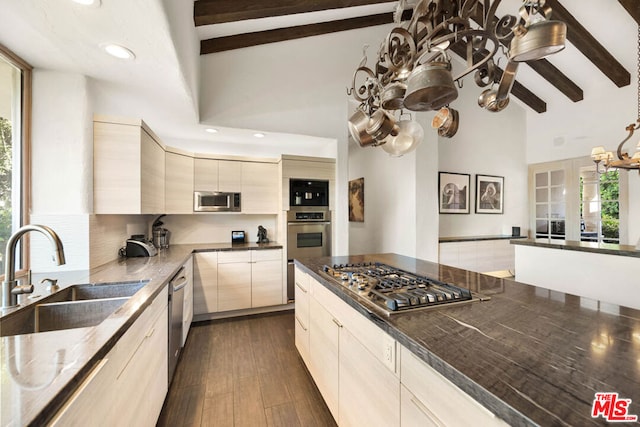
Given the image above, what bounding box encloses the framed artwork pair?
[438,172,504,214]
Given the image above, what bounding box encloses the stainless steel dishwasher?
[168,266,187,383]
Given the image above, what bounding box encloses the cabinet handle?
[295,315,308,331]
[332,318,343,328]
[145,327,155,338]
[410,396,445,427]
[295,281,308,293]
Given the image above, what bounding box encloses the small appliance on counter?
[120,234,157,257]
[231,230,246,244]
[152,215,170,249]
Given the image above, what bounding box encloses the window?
[580,168,620,243]
[0,44,31,275]
[530,158,628,244]
[534,169,566,240]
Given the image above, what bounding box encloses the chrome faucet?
[2,224,66,309]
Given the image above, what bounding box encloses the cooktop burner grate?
[320,262,484,314]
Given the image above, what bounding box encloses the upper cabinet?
[242,162,278,214]
[194,159,242,192]
[165,149,194,214]
[94,115,165,214]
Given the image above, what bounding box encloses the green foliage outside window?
[0,117,12,262]
[600,170,619,242]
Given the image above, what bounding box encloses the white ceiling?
[0,0,636,155]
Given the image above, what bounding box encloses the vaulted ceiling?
[194,0,640,114]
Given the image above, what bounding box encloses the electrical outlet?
[383,338,396,373]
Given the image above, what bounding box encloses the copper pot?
[403,59,458,111]
[348,109,375,147]
[431,107,459,138]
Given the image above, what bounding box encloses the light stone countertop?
[0,242,282,427]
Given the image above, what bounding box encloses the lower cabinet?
[218,251,252,311]
[194,249,283,315]
[182,256,194,346]
[400,345,508,427]
[251,249,283,307]
[296,270,508,427]
[50,286,169,426]
[303,272,400,426]
[308,296,340,419]
[193,252,218,315]
[294,266,310,365]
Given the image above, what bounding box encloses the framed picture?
[438,172,470,214]
[348,177,364,222]
[475,174,504,214]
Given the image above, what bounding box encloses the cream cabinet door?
[242,162,278,213]
[140,129,165,213]
[218,252,251,311]
[193,252,218,315]
[165,151,194,214]
[182,256,194,345]
[251,249,282,307]
[49,357,117,426]
[339,327,400,427]
[194,158,219,191]
[218,160,242,192]
[294,266,310,365]
[309,296,340,420]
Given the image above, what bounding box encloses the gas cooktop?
[319,262,487,314]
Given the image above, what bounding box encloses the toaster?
[125,239,158,257]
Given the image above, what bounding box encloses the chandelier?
[590,25,640,174]
[347,0,567,156]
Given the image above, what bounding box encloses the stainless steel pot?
[403,58,458,111]
[380,82,406,111]
[348,109,375,147]
[366,109,399,143]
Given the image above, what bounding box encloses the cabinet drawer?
[294,314,310,366]
[111,286,168,373]
[218,250,251,263]
[400,345,507,426]
[251,248,282,262]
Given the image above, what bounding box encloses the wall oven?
[287,207,331,301]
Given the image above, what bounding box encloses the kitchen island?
[0,242,282,427]
[295,253,640,426]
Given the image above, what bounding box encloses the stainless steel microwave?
[194,191,241,212]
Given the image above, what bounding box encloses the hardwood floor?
[157,311,337,427]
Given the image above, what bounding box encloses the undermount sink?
[0,281,148,337]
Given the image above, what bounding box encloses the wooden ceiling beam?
[201,10,412,54]
[618,0,640,25]
[194,0,393,26]
[546,0,630,87]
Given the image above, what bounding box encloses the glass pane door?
[535,170,566,240]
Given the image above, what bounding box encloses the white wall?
[348,140,417,257]
[161,214,277,245]
[438,80,529,238]
[31,71,93,214]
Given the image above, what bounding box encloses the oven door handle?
[287,221,331,226]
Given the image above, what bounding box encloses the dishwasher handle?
[170,267,188,292]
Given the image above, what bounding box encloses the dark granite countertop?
[512,238,640,258]
[295,253,640,427]
[0,242,282,427]
[439,235,527,242]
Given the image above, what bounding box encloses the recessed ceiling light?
[71,0,101,7]
[205,128,218,134]
[101,43,136,60]
[253,132,265,138]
